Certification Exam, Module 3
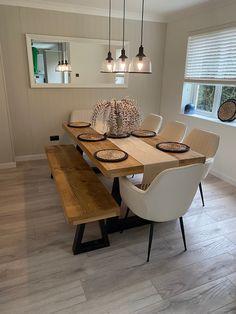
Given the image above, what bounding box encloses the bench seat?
[45,145,120,254]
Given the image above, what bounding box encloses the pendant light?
[55,42,72,72]
[55,43,63,72]
[129,0,152,74]
[113,0,129,73]
[101,0,114,73]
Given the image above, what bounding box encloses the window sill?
[179,113,236,128]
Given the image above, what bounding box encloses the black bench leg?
[72,220,110,255]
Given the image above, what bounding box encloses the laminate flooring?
[1,160,236,313]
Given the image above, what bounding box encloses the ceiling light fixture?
[129,0,152,74]
[101,0,114,73]
[55,42,72,72]
[113,0,129,73]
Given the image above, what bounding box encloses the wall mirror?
[26,34,129,88]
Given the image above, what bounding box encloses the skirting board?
[210,169,236,188]
[15,153,46,162]
[0,162,16,169]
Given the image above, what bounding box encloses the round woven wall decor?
[218,99,236,122]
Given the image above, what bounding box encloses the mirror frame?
[26,34,129,89]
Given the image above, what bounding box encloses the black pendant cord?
[122,0,126,50]
[140,0,144,47]
[57,43,60,64]
[108,0,112,52]
[61,43,64,64]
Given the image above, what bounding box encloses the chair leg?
[147,222,154,262]
[199,182,205,207]
[179,217,187,251]
[124,207,130,220]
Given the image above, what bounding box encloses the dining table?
[62,122,206,232]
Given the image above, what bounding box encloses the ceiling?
[0,0,235,22]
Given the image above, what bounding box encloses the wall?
[161,2,236,185]
[0,42,15,167]
[0,5,166,159]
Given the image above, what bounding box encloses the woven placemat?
[131,130,156,138]
[77,133,106,142]
[94,149,128,162]
[68,121,91,128]
[218,99,236,122]
[156,142,190,153]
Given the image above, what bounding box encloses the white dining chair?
[119,163,204,262]
[158,121,187,142]
[183,128,220,206]
[140,113,163,133]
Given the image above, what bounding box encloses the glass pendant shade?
[62,60,72,72]
[55,61,62,72]
[129,45,152,73]
[55,60,72,72]
[101,51,114,73]
[113,48,129,73]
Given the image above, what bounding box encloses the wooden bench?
[45,145,120,255]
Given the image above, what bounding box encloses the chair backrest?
[158,121,186,142]
[183,128,220,158]
[141,114,163,133]
[120,163,204,223]
[70,110,92,123]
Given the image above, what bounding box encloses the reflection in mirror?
[26,34,128,88]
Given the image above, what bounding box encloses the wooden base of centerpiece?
[105,132,130,139]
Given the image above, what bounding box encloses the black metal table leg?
[107,177,149,234]
[111,177,122,205]
[72,220,110,255]
[76,145,83,155]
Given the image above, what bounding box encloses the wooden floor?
[1,160,236,314]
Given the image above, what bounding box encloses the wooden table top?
[62,123,206,178]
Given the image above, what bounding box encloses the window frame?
[183,26,236,119]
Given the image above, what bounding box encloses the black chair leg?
[179,217,187,251]
[120,208,130,233]
[199,182,205,207]
[124,207,130,220]
[147,222,154,262]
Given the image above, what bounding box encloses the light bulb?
[107,63,113,71]
[120,62,126,71]
[137,62,143,71]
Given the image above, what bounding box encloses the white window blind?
[185,27,236,84]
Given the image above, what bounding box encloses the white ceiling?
[0,0,235,21]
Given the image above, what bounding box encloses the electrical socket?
[50,135,59,141]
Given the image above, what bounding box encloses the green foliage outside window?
[196,85,215,112]
[220,86,236,104]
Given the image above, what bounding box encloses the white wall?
[161,2,236,185]
[0,5,166,159]
[0,42,15,167]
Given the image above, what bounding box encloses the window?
[182,27,236,118]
